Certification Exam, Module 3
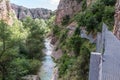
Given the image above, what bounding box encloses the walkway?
[89,23,120,80]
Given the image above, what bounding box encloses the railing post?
[89,52,102,80]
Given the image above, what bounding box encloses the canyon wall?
[55,0,82,25]
[55,0,95,25]
[114,0,120,39]
[0,0,15,25]
[11,4,52,20]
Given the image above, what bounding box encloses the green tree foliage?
[0,17,46,79]
[75,12,86,27]
[0,20,27,80]
[46,15,55,32]
[75,0,115,33]
[102,0,116,6]
[7,58,30,80]
[81,0,87,11]
[58,40,94,80]
[103,6,115,30]
[52,25,62,37]
[0,20,19,80]
[22,17,45,59]
[58,54,75,78]
[68,35,82,56]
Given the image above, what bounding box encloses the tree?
[22,17,45,59]
[0,20,10,80]
[0,20,20,80]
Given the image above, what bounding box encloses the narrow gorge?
[0,0,120,80]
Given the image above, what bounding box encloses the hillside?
[51,0,116,80]
[11,4,53,20]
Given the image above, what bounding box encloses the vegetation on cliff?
[53,0,116,80]
[75,0,115,33]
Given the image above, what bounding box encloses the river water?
[39,38,56,80]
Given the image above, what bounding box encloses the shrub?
[102,0,116,6]
[68,35,82,56]
[103,6,115,30]
[62,15,70,25]
[58,54,75,78]
[52,25,61,37]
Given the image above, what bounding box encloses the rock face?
[0,0,15,25]
[55,0,95,25]
[11,4,52,20]
[87,0,95,6]
[113,0,120,39]
[55,0,82,25]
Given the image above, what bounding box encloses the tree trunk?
[1,64,6,80]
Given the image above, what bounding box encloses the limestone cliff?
[55,0,82,25]
[0,0,15,25]
[11,4,52,20]
[55,0,95,25]
[52,0,96,59]
[114,0,120,39]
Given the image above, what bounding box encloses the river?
[39,38,56,80]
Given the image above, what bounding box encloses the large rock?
[11,4,53,20]
[0,0,15,25]
[113,0,120,39]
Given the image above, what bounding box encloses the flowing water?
[39,38,56,80]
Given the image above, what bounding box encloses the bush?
[7,58,30,80]
[103,6,115,30]
[59,29,68,43]
[28,59,41,74]
[62,15,70,25]
[75,0,115,33]
[75,12,86,27]
[0,18,45,79]
[102,0,116,6]
[22,17,45,59]
[52,25,62,37]
[81,0,87,11]
[68,35,82,56]
[58,54,75,78]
